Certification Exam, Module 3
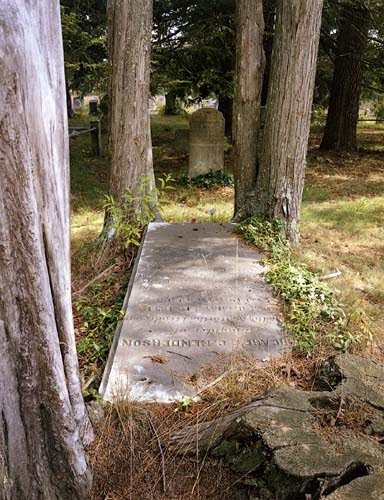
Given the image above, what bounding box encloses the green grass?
[151,113,189,135]
[161,185,233,223]
[302,197,384,234]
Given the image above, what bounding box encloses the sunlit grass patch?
[161,186,234,223]
[300,195,384,343]
[71,209,104,280]
[302,196,384,234]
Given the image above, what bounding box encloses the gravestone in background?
[101,223,288,403]
[89,99,98,115]
[188,108,225,178]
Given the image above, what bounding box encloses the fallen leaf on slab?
[144,355,169,364]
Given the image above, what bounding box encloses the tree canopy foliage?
[61,0,107,95]
[152,0,236,100]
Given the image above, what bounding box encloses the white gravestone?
[188,108,225,178]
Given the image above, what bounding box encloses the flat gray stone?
[324,472,384,500]
[100,223,288,402]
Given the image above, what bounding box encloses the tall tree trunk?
[218,95,233,140]
[320,4,370,152]
[65,77,74,119]
[164,90,178,115]
[233,0,265,220]
[107,0,156,221]
[255,0,323,243]
[0,2,93,499]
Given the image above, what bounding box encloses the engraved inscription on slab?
[100,223,288,402]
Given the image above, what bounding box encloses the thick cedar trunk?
[107,0,156,214]
[0,2,93,499]
[254,0,323,243]
[233,0,265,220]
[320,4,370,152]
[218,95,233,140]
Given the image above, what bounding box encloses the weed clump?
[236,218,367,353]
[178,170,234,189]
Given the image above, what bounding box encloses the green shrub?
[178,170,234,189]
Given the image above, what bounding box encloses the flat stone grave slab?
[100,223,289,402]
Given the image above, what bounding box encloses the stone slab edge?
[99,226,148,398]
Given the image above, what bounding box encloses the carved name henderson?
[123,338,290,348]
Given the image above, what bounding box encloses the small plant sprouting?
[75,279,129,397]
[174,396,195,413]
[103,173,176,250]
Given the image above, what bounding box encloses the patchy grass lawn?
[300,128,384,343]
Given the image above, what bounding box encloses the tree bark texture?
[255,0,323,243]
[65,79,74,119]
[218,95,233,140]
[261,0,276,106]
[320,4,370,152]
[107,0,156,210]
[0,2,93,499]
[232,0,265,220]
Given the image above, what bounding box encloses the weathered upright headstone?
[188,108,225,177]
[100,223,288,403]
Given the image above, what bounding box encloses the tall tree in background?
[233,0,265,220]
[107,0,157,226]
[320,1,370,151]
[61,0,107,116]
[0,1,93,498]
[152,0,236,134]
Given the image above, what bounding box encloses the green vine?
[236,218,366,353]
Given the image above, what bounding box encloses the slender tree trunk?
[320,4,370,152]
[107,0,156,220]
[65,78,74,119]
[164,91,178,115]
[218,95,233,140]
[254,0,323,243]
[0,2,93,499]
[232,0,265,220]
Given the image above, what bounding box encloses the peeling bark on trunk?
[233,0,265,220]
[254,0,323,243]
[107,0,157,217]
[0,2,93,499]
[320,4,370,152]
